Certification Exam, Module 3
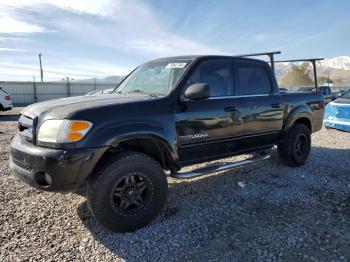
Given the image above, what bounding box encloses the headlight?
[37,120,93,143]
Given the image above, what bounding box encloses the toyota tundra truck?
[9,54,324,232]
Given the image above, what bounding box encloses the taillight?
[4,95,11,100]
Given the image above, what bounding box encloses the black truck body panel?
[10,55,324,192]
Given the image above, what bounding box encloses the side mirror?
[184,83,210,101]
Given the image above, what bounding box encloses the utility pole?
[39,53,44,82]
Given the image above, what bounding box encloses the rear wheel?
[87,151,168,233]
[278,124,311,167]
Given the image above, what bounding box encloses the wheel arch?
[92,134,178,175]
[293,117,312,131]
[283,105,313,133]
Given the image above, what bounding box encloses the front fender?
[283,105,312,133]
[111,132,177,161]
[86,120,178,162]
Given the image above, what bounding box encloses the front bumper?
[9,134,107,192]
[323,118,350,132]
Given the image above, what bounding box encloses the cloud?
[0,47,26,52]
[1,0,223,56]
[0,0,111,34]
[0,37,29,41]
[0,0,225,80]
[48,1,224,57]
[0,14,45,33]
[0,0,114,16]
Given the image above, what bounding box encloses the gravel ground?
[1,107,350,261]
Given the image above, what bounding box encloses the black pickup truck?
[10,55,324,232]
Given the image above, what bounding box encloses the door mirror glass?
[184,83,210,100]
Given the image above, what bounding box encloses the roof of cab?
[150,55,268,65]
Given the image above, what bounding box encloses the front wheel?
[278,124,311,167]
[87,151,168,233]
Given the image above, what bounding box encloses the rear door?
[234,60,284,138]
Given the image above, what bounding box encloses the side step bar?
[171,152,270,179]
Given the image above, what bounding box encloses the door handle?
[224,107,238,112]
[271,103,282,108]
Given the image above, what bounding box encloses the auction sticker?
[166,63,187,69]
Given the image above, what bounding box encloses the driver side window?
[186,60,233,97]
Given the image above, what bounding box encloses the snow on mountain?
[275,56,350,72]
[274,56,350,80]
[318,56,350,71]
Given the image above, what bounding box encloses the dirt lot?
[1,107,350,261]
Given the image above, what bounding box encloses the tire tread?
[278,123,311,167]
[87,150,167,232]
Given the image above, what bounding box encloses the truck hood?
[21,94,153,119]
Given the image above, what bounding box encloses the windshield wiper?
[126,89,159,97]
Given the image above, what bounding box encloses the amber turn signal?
[70,121,91,131]
[67,132,84,141]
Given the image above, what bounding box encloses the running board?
[171,152,270,179]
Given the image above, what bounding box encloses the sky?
[0,0,349,81]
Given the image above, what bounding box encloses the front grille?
[12,158,32,172]
[18,115,35,143]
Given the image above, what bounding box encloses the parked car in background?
[86,88,115,96]
[333,89,349,98]
[297,86,316,92]
[319,86,334,104]
[324,89,350,132]
[0,87,13,111]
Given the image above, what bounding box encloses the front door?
[175,59,242,165]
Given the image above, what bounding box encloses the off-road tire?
[87,151,168,233]
[278,123,311,167]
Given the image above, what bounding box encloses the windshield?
[117,60,191,96]
[343,89,350,99]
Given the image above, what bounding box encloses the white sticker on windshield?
[166,62,187,69]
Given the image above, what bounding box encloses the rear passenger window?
[236,62,271,95]
[186,60,233,97]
